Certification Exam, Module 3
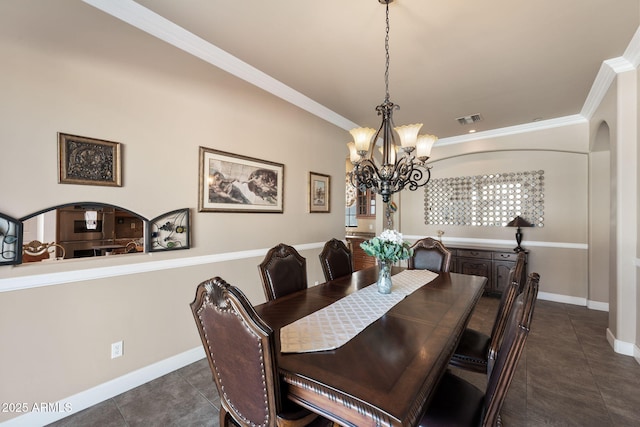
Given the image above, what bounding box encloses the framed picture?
[147,208,190,252]
[309,172,330,213]
[58,133,122,186]
[199,147,284,213]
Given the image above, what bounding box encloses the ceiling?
[7,0,640,141]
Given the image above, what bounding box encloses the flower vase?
[377,260,392,294]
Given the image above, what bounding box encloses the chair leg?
[219,406,229,426]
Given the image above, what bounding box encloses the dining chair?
[407,237,452,272]
[190,276,331,427]
[22,240,66,262]
[318,238,353,282]
[449,251,527,374]
[259,243,308,301]
[418,272,539,427]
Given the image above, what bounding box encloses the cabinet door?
[458,258,492,287]
[347,238,376,271]
[493,261,515,295]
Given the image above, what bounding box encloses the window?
[357,189,376,218]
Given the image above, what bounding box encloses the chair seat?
[417,371,484,427]
[449,328,490,373]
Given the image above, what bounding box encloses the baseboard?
[635,344,640,365]
[537,291,587,306]
[586,300,609,312]
[2,347,206,427]
[606,328,636,357]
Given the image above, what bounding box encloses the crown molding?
[82,0,358,131]
[434,115,588,147]
[85,1,640,144]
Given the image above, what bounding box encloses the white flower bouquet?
[360,229,413,263]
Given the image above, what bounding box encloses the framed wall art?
[199,147,284,213]
[309,172,330,213]
[147,208,190,252]
[58,133,122,186]
[0,212,22,265]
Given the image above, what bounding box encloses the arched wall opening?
[588,121,612,307]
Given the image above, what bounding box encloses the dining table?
[253,265,487,427]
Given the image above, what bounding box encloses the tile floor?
[48,297,640,427]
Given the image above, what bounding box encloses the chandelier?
[347,0,437,203]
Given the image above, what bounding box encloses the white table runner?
[280,269,438,353]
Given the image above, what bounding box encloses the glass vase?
[377,260,392,294]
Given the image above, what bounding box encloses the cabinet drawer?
[492,251,519,261]
[456,249,492,260]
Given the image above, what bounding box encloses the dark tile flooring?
[48,297,640,427]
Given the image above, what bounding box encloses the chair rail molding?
[0,242,325,293]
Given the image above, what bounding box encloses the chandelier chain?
[384,1,390,103]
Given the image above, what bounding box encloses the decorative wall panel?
[424,170,544,227]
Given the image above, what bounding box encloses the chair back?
[319,238,353,281]
[22,240,66,262]
[408,237,452,272]
[259,243,307,301]
[487,251,527,363]
[483,272,539,426]
[190,277,280,427]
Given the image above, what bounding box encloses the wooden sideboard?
[449,246,528,296]
[345,234,376,271]
[345,234,527,296]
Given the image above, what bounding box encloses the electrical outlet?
[111,341,123,359]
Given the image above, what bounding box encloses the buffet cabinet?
[450,246,527,296]
[346,234,376,271]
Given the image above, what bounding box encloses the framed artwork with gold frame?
[309,172,330,213]
[58,133,122,187]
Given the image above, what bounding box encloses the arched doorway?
[588,121,611,308]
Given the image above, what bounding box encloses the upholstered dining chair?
[190,277,331,427]
[22,240,66,262]
[418,272,539,427]
[407,237,452,272]
[318,238,353,282]
[449,251,527,374]
[259,243,308,301]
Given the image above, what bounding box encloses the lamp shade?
[394,123,423,149]
[416,134,438,159]
[349,127,376,153]
[347,142,359,164]
[506,216,533,228]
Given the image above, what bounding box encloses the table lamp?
[506,216,533,252]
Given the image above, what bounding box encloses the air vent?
[456,114,483,125]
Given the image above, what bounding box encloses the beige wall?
[398,142,590,299]
[0,10,346,423]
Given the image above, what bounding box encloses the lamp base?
[513,227,524,253]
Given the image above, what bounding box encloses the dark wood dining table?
[253,266,486,427]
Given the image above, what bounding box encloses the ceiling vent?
[456,114,483,125]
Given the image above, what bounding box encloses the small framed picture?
[58,133,122,186]
[199,147,284,213]
[309,172,330,213]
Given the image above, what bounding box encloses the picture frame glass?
[58,133,122,187]
[199,147,284,213]
[309,172,330,213]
